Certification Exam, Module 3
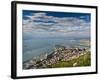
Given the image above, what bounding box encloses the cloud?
[22,12,90,38]
[34,12,46,17]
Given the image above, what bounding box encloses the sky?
[22,10,91,39]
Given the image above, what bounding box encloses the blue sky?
[22,10,91,39]
[23,10,90,22]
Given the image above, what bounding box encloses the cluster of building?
[23,45,88,69]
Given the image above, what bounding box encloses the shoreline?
[23,45,90,69]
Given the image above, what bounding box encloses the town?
[23,45,90,69]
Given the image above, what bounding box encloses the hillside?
[23,45,91,69]
[47,51,91,68]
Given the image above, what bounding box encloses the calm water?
[23,38,88,62]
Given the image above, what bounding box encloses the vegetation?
[47,51,91,68]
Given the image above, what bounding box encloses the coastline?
[23,45,91,69]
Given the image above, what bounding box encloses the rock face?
[23,45,88,69]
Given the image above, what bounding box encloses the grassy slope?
[47,51,91,68]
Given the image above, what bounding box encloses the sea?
[23,37,90,62]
